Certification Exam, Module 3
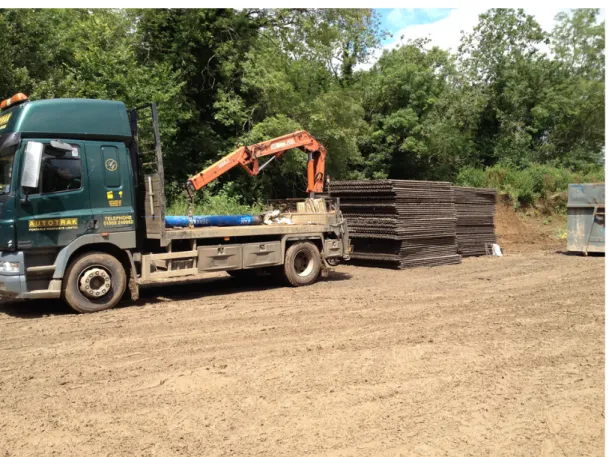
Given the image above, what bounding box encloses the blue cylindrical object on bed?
[165,214,262,228]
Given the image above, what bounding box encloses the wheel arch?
[53,233,136,280]
[281,235,323,260]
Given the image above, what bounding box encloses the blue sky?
[375,8,455,44]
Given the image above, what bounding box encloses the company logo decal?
[28,218,78,231]
[105,159,118,171]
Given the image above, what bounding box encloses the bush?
[455,163,605,211]
[455,167,486,188]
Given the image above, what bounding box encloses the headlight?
[0,262,20,273]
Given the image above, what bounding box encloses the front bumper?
[0,251,25,300]
[0,275,23,299]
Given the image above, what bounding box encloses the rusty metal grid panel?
[328,179,461,269]
[567,183,605,254]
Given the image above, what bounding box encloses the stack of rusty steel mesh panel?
[329,179,461,269]
[453,186,497,257]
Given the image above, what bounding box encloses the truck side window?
[35,145,82,194]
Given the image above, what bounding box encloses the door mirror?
[21,141,43,190]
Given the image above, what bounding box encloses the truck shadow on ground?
[0,270,352,319]
[0,298,71,318]
[555,250,605,257]
[135,270,352,307]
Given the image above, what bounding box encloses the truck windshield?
[0,147,15,195]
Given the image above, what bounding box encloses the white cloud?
[358,8,605,71]
[390,7,488,52]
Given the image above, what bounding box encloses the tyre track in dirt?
[0,251,604,456]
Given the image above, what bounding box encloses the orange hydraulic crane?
[186,130,326,198]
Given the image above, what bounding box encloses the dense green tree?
[0,9,74,97]
[0,7,604,208]
[0,8,187,169]
[131,8,380,200]
[456,8,604,170]
[533,9,605,168]
[354,40,460,179]
[457,9,549,165]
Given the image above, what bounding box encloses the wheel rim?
[294,250,314,277]
[78,266,112,299]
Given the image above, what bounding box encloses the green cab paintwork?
[0,194,15,250]
[0,98,137,252]
[0,99,132,142]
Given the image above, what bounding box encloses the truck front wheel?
[62,252,127,313]
[283,242,321,287]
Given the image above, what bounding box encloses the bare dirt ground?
[494,202,567,254]
[0,210,604,456]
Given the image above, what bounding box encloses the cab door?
[14,140,93,249]
[86,142,136,234]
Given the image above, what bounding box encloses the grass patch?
[165,182,265,216]
[551,227,568,240]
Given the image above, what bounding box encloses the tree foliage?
[0,8,604,208]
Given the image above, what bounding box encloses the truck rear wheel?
[62,252,127,313]
[283,242,321,287]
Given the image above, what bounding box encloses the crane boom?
[186,130,326,198]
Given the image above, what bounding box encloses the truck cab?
[0,94,350,313]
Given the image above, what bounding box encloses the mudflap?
[127,254,139,301]
[128,273,139,301]
[320,258,332,279]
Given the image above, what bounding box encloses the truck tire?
[62,252,127,314]
[282,242,321,287]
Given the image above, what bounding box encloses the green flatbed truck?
[0,96,350,313]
